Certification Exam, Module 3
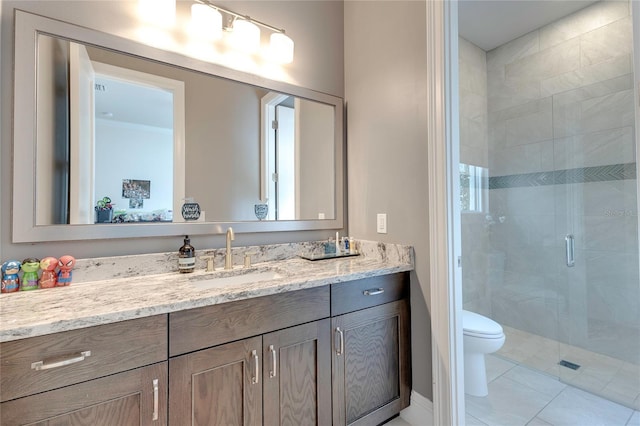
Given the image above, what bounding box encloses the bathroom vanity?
[0,243,412,426]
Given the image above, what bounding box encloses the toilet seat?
[462,310,503,338]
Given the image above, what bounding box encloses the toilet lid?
[462,310,503,336]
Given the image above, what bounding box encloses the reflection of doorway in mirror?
[261,92,336,221]
[263,95,296,220]
[275,104,296,220]
[69,43,95,225]
[90,61,185,223]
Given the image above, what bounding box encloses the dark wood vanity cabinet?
[168,286,332,426]
[1,362,168,426]
[263,319,333,425]
[170,335,263,425]
[169,319,332,426]
[0,316,169,426]
[0,272,411,426]
[331,273,411,426]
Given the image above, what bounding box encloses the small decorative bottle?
[20,258,40,291]
[39,257,58,288]
[56,255,76,286]
[1,260,21,293]
[178,235,196,273]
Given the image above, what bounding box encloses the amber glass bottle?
[178,235,195,273]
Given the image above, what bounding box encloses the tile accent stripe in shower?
[488,162,637,189]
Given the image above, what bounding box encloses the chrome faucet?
[225,227,235,270]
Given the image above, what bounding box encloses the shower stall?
[459,0,639,409]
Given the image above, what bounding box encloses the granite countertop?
[0,240,413,343]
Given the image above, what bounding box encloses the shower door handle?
[565,234,575,267]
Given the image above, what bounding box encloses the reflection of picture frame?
[122,179,151,199]
[129,198,144,209]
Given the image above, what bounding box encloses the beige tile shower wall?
[487,0,634,176]
[458,37,492,315]
[484,1,639,365]
[459,37,489,168]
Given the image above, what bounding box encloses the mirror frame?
[12,10,344,242]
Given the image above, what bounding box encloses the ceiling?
[458,0,600,51]
[94,75,174,129]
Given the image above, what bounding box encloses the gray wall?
[299,99,335,220]
[1,0,344,259]
[344,1,432,400]
[2,0,435,403]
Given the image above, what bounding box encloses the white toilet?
[462,310,505,397]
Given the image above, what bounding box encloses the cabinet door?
[263,319,332,426]
[332,300,411,426]
[169,336,262,426]
[0,362,167,426]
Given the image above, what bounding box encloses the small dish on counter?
[298,252,360,261]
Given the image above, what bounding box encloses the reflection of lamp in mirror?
[138,0,176,28]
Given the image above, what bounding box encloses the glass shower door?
[459,0,639,413]
[551,9,640,408]
[553,94,640,410]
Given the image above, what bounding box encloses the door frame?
[260,92,290,220]
[426,1,465,425]
[91,61,185,222]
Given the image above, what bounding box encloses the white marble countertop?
[0,241,413,342]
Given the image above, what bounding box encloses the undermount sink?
[187,267,283,290]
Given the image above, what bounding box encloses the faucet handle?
[244,252,255,268]
[201,255,215,272]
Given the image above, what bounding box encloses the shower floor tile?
[390,354,640,426]
[537,386,634,426]
[497,325,640,410]
[466,376,557,426]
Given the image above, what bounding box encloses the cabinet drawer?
[331,272,409,316]
[0,315,168,402]
[169,286,330,356]
[1,362,168,426]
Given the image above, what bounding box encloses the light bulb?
[190,4,223,41]
[230,19,260,54]
[269,32,294,64]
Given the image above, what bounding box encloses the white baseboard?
[399,390,434,426]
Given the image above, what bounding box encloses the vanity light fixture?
[190,0,294,63]
[229,18,261,54]
[269,32,295,64]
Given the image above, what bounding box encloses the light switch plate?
[377,213,387,234]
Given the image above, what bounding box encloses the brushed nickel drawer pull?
[152,378,159,421]
[269,344,277,378]
[251,350,259,384]
[31,350,92,371]
[363,288,384,296]
[335,327,344,356]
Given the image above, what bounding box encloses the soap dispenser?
[178,235,196,273]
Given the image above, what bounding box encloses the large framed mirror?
[13,10,344,242]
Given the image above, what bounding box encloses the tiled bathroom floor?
[387,354,640,426]
[465,354,639,425]
[498,325,640,410]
